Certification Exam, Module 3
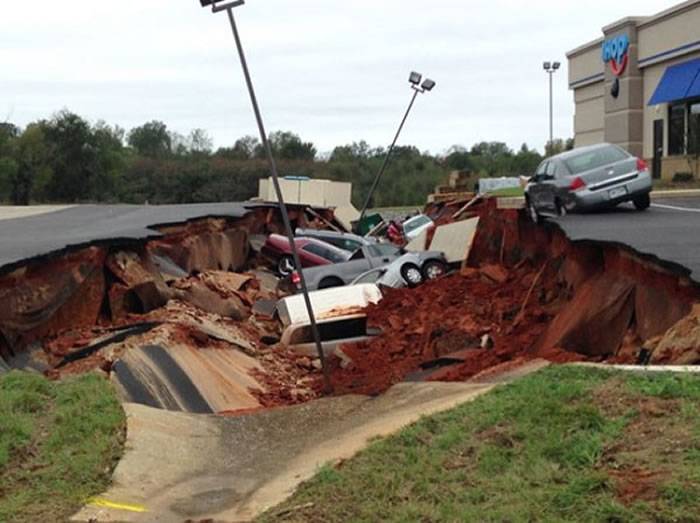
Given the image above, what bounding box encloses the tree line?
[0,110,571,207]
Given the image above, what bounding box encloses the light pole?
[357,72,436,227]
[543,61,560,151]
[197,0,332,393]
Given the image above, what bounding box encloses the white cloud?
[0,0,675,154]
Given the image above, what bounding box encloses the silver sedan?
[525,143,652,222]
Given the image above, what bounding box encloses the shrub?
[672,172,694,183]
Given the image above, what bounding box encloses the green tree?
[545,138,572,157]
[12,123,52,204]
[444,145,475,171]
[216,135,260,160]
[128,121,172,158]
[266,131,316,161]
[187,129,213,156]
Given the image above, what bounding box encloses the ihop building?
[567,0,700,179]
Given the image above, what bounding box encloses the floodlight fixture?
[543,59,561,148]
[421,78,436,92]
[197,0,331,392]
[358,71,436,223]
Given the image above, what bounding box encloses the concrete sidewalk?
[71,360,556,523]
[74,359,550,523]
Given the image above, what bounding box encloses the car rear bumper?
[567,171,652,210]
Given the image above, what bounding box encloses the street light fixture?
[543,61,561,150]
[358,71,436,225]
[197,0,332,392]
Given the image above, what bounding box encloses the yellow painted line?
[87,497,148,513]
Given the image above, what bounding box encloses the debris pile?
[326,201,700,395]
[329,261,581,395]
[2,198,700,415]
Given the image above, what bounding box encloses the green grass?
[0,371,125,523]
[259,366,700,522]
[486,186,525,197]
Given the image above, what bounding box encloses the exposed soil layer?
[328,201,700,396]
[1,199,699,411]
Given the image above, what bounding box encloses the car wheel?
[277,255,295,276]
[422,260,447,281]
[633,193,651,211]
[555,199,567,217]
[400,263,423,288]
[318,277,343,290]
[527,199,541,224]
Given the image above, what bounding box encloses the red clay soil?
[329,261,584,396]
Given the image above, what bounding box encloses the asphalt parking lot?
[554,196,700,281]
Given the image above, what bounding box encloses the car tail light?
[636,158,648,172]
[570,177,586,191]
[291,271,301,286]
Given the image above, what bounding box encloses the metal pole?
[548,71,554,147]
[358,88,421,225]
[224,5,332,393]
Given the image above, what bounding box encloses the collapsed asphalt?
[0,203,249,274]
[552,196,700,281]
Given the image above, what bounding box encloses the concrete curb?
[651,189,700,199]
[575,362,700,373]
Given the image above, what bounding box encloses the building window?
[689,102,700,156]
[668,104,686,156]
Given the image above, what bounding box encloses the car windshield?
[403,215,430,234]
[564,146,628,175]
[301,242,348,263]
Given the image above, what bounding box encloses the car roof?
[297,236,351,254]
[295,228,376,244]
[547,143,622,162]
[403,214,430,224]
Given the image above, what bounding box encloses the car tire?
[400,263,423,288]
[318,277,344,290]
[422,260,447,281]
[526,198,541,224]
[633,193,651,211]
[277,255,295,276]
[555,199,567,217]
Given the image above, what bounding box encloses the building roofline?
[637,0,700,29]
[566,37,604,59]
[602,16,648,33]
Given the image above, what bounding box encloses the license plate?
[609,186,627,199]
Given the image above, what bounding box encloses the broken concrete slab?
[429,217,479,263]
[405,228,429,252]
[111,343,263,414]
[170,280,248,321]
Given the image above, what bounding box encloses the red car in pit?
[261,234,350,276]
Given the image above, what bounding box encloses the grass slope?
[0,371,125,523]
[261,366,700,522]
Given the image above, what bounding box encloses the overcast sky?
[1,0,673,155]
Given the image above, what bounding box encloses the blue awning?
[648,57,700,105]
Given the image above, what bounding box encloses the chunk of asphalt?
[142,345,213,414]
[112,359,163,410]
[57,322,161,368]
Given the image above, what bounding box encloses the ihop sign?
[601,34,630,76]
